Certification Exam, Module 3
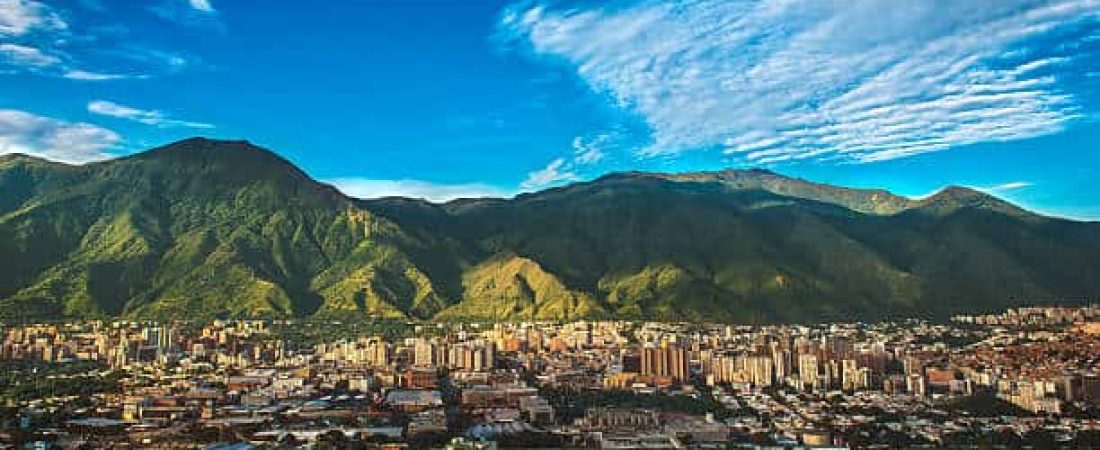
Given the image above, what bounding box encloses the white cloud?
[571,127,635,165]
[327,178,510,202]
[0,1,201,81]
[88,100,214,129]
[149,0,224,31]
[0,43,60,67]
[0,109,120,163]
[572,135,606,165]
[188,0,215,12]
[520,158,578,191]
[0,0,66,36]
[110,48,196,74]
[0,45,141,80]
[0,2,155,81]
[501,0,1100,164]
[981,181,1034,193]
[63,69,140,81]
[524,130,626,191]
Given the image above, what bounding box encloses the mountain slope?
[648,168,916,215]
[435,253,606,320]
[368,173,1100,322]
[0,139,454,321]
[3,138,1099,323]
[371,177,925,322]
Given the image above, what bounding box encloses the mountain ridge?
[372,161,1040,221]
[2,137,1098,323]
[4,138,1039,218]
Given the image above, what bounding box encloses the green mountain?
[0,139,456,321]
[3,138,1099,322]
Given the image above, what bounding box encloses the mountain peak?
[116,137,311,179]
[921,185,997,205]
[0,153,34,162]
[133,137,275,161]
[935,185,983,198]
[83,137,352,208]
[916,185,1031,218]
[0,153,63,167]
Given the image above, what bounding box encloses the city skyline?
[4,309,1100,447]
[6,2,1100,447]
[1,0,1099,218]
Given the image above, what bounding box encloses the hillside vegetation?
[3,138,1098,322]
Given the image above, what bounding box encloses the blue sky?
[2,0,1099,219]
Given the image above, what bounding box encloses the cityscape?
[1,306,1099,448]
[5,0,1100,448]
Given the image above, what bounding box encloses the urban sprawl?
[3,306,1100,448]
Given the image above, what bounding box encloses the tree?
[1022,429,1057,448]
[315,430,348,449]
[278,433,301,448]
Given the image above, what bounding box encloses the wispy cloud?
[500,0,1100,164]
[572,135,607,165]
[188,0,215,13]
[64,69,141,81]
[520,129,628,191]
[0,2,69,74]
[0,43,142,80]
[328,178,510,202]
[106,47,198,74]
[0,0,66,36]
[520,158,577,191]
[0,43,60,67]
[149,0,224,31]
[88,100,214,129]
[0,2,155,80]
[977,181,1034,194]
[0,108,120,163]
[1,0,219,79]
[989,181,1033,191]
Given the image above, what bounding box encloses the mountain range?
[2,138,1098,323]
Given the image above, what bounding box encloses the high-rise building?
[367,338,389,367]
[743,355,774,387]
[414,338,435,367]
[842,359,871,391]
[799,354,819,391]
[640,343,691,382]
[908,374,927,397]
[773,349,792,381]
[670,346,689,381]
